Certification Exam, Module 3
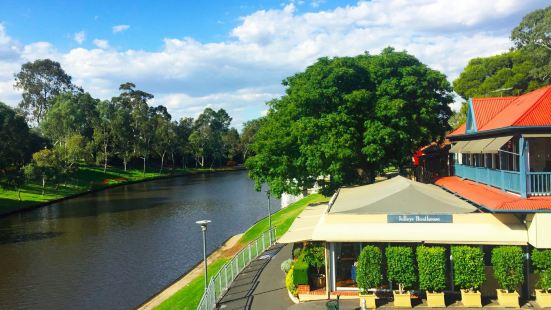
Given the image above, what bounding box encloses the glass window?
[335,243,362,289]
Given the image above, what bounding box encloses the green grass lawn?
[154,193,328,310]
[0,165,240,215]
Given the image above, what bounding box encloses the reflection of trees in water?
[0,231,63,245]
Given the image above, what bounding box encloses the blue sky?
[0,0,549,128]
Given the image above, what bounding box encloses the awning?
[461,138,494,154]
[312,213,527,245]
[523,134,551,138]
[484,136,513,153]
[449,141,470,153]
[277,204,328,243]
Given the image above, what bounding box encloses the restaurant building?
[278,85,551,301]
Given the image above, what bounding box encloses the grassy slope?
[0,165,238,215]
[155,193,328,310]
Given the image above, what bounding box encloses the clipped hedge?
[386,246,416,292]
[356,245,383,294]
[451,246,485,292]
[491,246,524,292]
[417,245,447,293]
[293,258,309,285]
[286,266,298,296]
[532,249,551,291]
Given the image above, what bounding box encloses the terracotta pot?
[496,289,519,308]
[460,289,482,308]
[359,293,377,309]
[426,291,445,308]
[535,289,551,308]
[393,291,412,308]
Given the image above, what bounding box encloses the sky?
[0,0,549,129]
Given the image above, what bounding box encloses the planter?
[312,274,326,289]
[535,289,551,308]
[359,293,377,309]
[496,289,519,308]
[393,291,412,308]
[460,289,482,308]
[426,291,445,308]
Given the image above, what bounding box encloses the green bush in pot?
[356,245,383,294]
[386,246,417,293]
[532,249,551,308]
[451,246,485,292]
[491,246,524,293]
[417,245,447,292]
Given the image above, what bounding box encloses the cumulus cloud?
[92,39,109,49]
[112,24,130,33]
[0,0,549,127]
[73,31,86,44]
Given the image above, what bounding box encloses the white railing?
[196,227,277,310]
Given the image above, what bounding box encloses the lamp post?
[196,219,211,292]
[266,190,272,244]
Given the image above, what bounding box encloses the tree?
[23,148,62,194]
[386,246,417,293]
[241,118,264,160]
[448,102,468,129]
[222,128,241,163]
[93,100,116,172]
[356,245,383,294]
[14,59,77,124]
[512,5,551,84]
[247,48,453,197]
[152,105,174,173]
[175,117,194,168]
[0,102,40,175]
[192,108,233,167]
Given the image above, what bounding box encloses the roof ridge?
[514,86,551,126]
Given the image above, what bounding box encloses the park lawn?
[0,165,240,215]
[154,193,329,310]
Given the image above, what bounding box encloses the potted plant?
[303,243,326,289]
[417,246,447,307]
[532,249,551,308]
[386,246,417,308]
[491,246,524,308]
[357,245,383,309]
[451,246,486,308]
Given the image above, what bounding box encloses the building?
[278,85,551,302]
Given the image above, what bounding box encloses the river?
[0,170,280,310]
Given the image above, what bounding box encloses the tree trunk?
[17,189,21,202]
[123,159,127,171]
[143,157,146,176]
[160,151,166,174]
[41,176,45,195]
[103,144,108,173]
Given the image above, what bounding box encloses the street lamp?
[196,219,211,292]
[266,190,272,244]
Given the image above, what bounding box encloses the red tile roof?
[435,176,551,211]
[448,85,551,137]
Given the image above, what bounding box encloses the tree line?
[1,60,262,197]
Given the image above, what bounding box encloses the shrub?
[302,243,325,275]
[386,246,417,293]
[286,267,298,296]
[417,246,447,293]
[356,245,383,294]
[281,258,293,273]
[532,249,551,291]
[491,246,524,292]
[293,259,309,285]
[293,247,303,259]
[451,246,486,292]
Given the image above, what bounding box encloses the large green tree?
[240,118,264,161]
[14,59,77,124]
[246,48,453,197]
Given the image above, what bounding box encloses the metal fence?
[197,227,277,310]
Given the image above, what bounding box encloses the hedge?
[491,246,524,292]
[386,246,416,292]
[451,246,485,292]
[286,267,298,296]
[417,245,447,292]
[356,245,383,294]
[532,249,551,291]
[293,258,309,286]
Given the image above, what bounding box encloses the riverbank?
[0,165,243,216]
[144,193,328,310]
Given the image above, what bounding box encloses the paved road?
[217,243,294,310]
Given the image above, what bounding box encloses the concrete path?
[217,243,294,310]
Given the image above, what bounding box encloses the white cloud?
[112,24,130,33]
[0,0,549,127]
[73,31,86,44]
[92,39,109,49]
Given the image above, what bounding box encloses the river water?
[0,170,280,310]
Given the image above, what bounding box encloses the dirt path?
[138,233,243,310]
